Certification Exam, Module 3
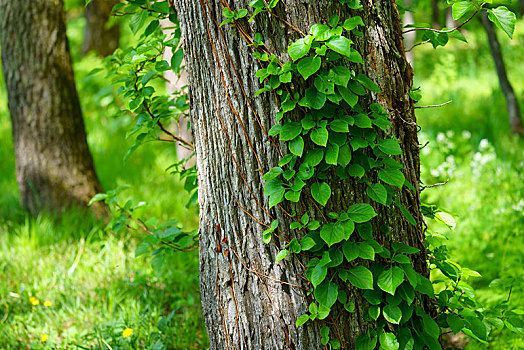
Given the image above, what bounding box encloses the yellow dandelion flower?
[43,301,52,307]
[122,328,133,338]
[29,297,39,306]
[40,333,49,342]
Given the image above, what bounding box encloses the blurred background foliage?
[0,0,522,348]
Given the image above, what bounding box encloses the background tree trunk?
[432,0,441,28]
[82,0,120,57]
[0,0,105,215]
[480,11,523,135]
[179,0,427,348]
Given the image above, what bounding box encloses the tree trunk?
[179,0,426,348]
[520,0,524,17]
[432,0,440,28]
[82,0,120,57]
[481,11,523,135]
[161,19,195,165]
[403,0,416,67]
[0,0,105,215]
[445,7,457,29]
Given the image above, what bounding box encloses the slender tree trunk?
[481,11,523,135]
[0,0,105,215]
[403,0,416,67]
[179,1,427,348]
[82,0,120,56]
[445,7,457,28]
[161,19,194,165]
[520,0,524,17]
[432,0,440,28]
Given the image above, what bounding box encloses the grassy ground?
[0,5,523,350]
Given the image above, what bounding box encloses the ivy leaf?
[452,1,475,21]
[347,266,374,290]
[280,122,302,141]
[326,36,352,57]
[343,16,364,31]
[347,203,377,223]
[296,314,310,327]
[275,249,290,262]
[304,148,324,166]
[337,86,358,107]
[377,139,402,155]
[342,240,358,262]
[314,280,338,308]
[378,168,405,189]
[377,266,404,295]
[325,143,339,165]
[366,183,387,205]
[355,333,377,350]
[129,10,149,35]
[331,66,351,87]
[297,56,322,80]
[311,263,328,287]
[368,305,380,320]
[488,6,517,39]
[289,136,304,157]
[311,182,331,206]
[355,74,380,92]
[288,37,312,61]
[320,222,345,246]
[379,333,400,350]
[383,305,402,324]
[395,201,417,226]
[337,144,352,167]
[299,87,327,110]
[310,127,329,147]
[358,242,375,260]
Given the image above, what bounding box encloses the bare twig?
[415,100,453,109]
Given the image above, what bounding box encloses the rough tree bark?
[0,0,105,215]
[481,11,523,135]
[82,0,120,56]
[179,0,427,348]
[403,0,416,67]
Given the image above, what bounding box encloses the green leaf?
[296,314,310,327]
[447,314,465,334]
[377,139,402,155]
[330,119,350,133]
[378,168,405,189]
[337,86,358,107]
[342,241,358,262]
[368,305,380,320]
[325,143,339,165]
[395,202,416,226]
[320,222,345,246]
[331,66,351,86]
[151,2,170,14]
[452,2,475,21]
[304,148,324,166]
[379,333,400,350]
[416,275,435,298]
[311,264,328,287]
[422,313,441,339]
[289,136,305,157]
[280,122,302,141]
[366,183,387,205]
[310,127,329,147]
[314,281,338,308]
[348,164,365,178]
[135,242,150,257]
[299,87,327,110]
[129,10,149,35]
[297,56,322,80]
[337,144,352,167]
[488,6,517,39]
[311,182,331,206]
[358,242,375,260]
[347,203,377,223]
[276,249,290,262]
[288,37,312,61]
[377,266,404,295]
[355,74,380,92]
[326,36,352,57]
[347,266,374,290]
[383,305,402,324]
[343,16,364,31]
[356,333,377,350]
